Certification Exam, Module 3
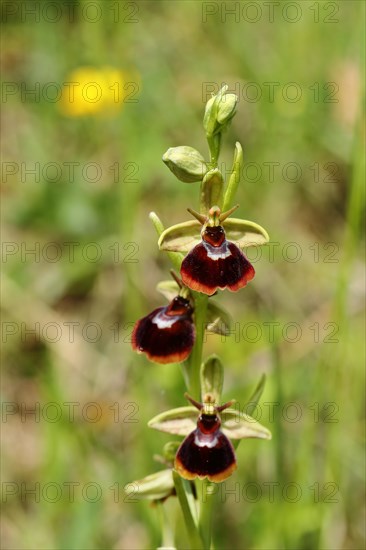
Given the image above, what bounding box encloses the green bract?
[205,301,231,336]
[200,355,224,403]
[158,217,269,253]
[200,168,224,212]
[222,141,243,212]
[148,405,271,441]
[162,146,207,183]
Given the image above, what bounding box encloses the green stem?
[157,501,175,549]
[173,472,203,549]
[187,292,208,400]
[186,292,213,549]
[207,133,221,166]
[197,479,215,549]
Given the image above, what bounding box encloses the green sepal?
[200,355,224,403]
[223,218,269,247]
[162,146,207,183]
[222,142,243,211]
[217,93,237,125]
[158,220,202,252]
[200,168,224,213]
[221,409,272,440]
[148,406,197,436]
[203,93,220,137]
[206,301,231,335]
[158,217,269,253]
[124,469,174,501]
[148,404,271,441]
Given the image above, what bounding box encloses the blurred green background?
[1,1,365,549]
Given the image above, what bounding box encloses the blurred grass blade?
[245,374,267,416]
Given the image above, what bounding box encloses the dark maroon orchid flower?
[132,296,195,364]
[181,224,255,296]
[175,394,237,482]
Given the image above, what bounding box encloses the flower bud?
[125,469,174,501]
[203,96,218,137]
[162,146,207,183]
[217,93,237,124]
[203,87,238,137]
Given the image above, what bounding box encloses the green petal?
[158,220,202,252]
[148,406,197,436]
[200,355,223,403]
[223,218,269,247]
[221,409,272,440]
[125,469,174,500]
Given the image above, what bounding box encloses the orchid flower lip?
[131,296,195,364]
[180,225,256,295]
[174,394,238,481]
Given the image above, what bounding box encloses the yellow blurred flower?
[60,66,140,117]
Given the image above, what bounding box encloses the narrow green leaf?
[245,374,267,416]
[148,406,197,436]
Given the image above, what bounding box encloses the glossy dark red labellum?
[175,410,237,482]
[181,225,255,295]
[131,296,195,364]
